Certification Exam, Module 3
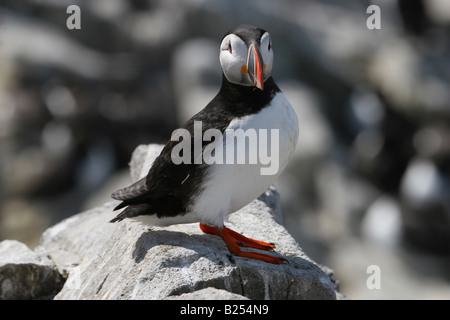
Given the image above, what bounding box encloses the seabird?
[111,25,299,264]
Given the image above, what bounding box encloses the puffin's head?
[219,25,273,91]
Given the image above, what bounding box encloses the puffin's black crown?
[223,24,267,45]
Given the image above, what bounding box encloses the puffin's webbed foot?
[199,223,285,264]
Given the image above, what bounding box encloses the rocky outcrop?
[0,240,64,299]
[0,144,340,300]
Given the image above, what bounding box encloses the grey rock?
[39,144,338,300]
[39,201,119,275]
[166,287,248,300]
[0,240,64,299]
[129,144,164,181]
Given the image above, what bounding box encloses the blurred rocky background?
[1,0,449,299]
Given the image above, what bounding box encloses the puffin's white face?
[219,31,273,90]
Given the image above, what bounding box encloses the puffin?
[110,25,299,264]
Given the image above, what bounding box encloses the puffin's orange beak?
[247,43,264,90]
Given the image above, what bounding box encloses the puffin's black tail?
[110,177,184,222]
[110,177,153,222]
[109,203,153,223]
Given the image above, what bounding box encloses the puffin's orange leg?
[199,223,285,264]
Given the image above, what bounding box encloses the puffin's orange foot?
[199,223,285,264]
[200,223,275,250]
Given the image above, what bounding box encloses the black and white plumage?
[111,25,299,264]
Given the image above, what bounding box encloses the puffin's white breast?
[191,91,299,227]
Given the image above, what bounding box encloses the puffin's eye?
[228,43,232,53]
[268,41,271,51]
